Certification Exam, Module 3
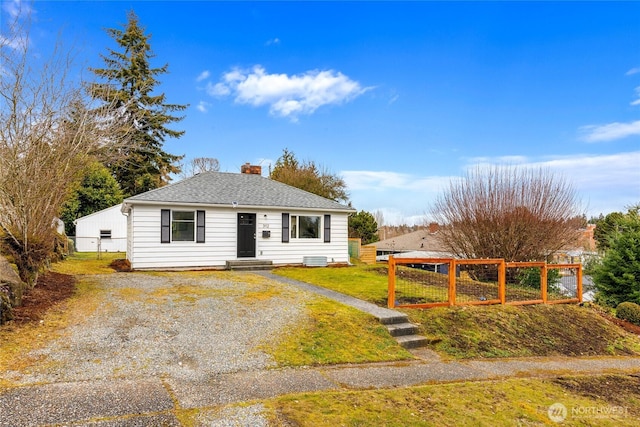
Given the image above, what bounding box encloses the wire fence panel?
[455,260,502,305]
[388,258,453,308]
[388,257,582,309]
[505,262,545,305]
[547,264,582,303]
[394,264,450,306]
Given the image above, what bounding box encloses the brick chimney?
[241,163,262,175]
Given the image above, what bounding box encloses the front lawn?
[273,265,640,359]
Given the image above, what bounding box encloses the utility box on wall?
[262,230,271,238]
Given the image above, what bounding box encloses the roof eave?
[122,199,355,213]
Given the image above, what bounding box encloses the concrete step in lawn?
[256,272,429,349]
[384,320,429,349]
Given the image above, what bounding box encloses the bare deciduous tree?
[0,12,128,285]
[431,166,582,262]
[181,157,220,178]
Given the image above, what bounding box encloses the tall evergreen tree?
[348,210,379,244]
[89,11,186,197]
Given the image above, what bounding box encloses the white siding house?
[121,168,355,270]
[74,204,127,253]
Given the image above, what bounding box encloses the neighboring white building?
[74,204,127,253]
[121,166,355,270]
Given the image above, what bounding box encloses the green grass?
[273,265,390,305]
[273,265,640,359]
[404,304,640,359]
[265,374,640,426]
[263,296,413,366]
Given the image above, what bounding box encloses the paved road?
[1,271,639,426]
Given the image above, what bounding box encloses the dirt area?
[554,374,640,417]
[109,258,131,272]
[8,272,76,324]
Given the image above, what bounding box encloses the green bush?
[616,302,640,326]
[516,267,561,293]
[593,207,640,307]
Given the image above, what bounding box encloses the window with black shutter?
[324,214,331,243]
[196,210,205,243]
[282,213,289,243]
[161,209,171,243]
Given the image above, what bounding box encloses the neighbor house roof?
[122,172,354,212]
[73,204,124,225]
[369,229,448,253]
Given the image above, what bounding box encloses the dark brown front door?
[237,213,256,257]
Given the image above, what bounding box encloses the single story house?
[121,165,355,270]
[74,203,127,252]
[369,228,453,273]
[369,228,451,261]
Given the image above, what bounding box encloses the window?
[100,230,112,239]
[161,210,205,243]
[172,211,195,241]
[290,215,320,239]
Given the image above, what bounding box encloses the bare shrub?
[431,166,582,261]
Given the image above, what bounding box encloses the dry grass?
[50,252,122,275]
[0,278,104,389]
[267,374,640,426]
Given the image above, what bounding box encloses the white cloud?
[0,34,27,50]
[265,37,280,46]
[626,67,640,76]
[343,152,640,224]
[579,120,640,142]
[211,65,370,121]
[206,81,230,96]
[462,152,640,216]
[196,101,210,113]
[196,70,210,82]
[2,0,31,19]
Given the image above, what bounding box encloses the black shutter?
[196,210,205,243]
[324,214,331,243]
[282,213,289,243]
[161,209,170,243]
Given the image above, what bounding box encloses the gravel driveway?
[4,271,310,386]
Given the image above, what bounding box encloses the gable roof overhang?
[121,199,353,215]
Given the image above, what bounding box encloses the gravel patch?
[196,403,269,427]
[0,379,173,426]
[5,272,310,385]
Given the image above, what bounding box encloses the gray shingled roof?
[369,229,448,252]
[124,172,354,211]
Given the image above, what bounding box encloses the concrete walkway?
[2,272,640,426]
[2,354,640,426]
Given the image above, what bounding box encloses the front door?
[237,213,256,258]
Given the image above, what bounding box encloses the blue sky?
[3,1,640,224]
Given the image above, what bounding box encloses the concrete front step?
[226,260,274,271]
[385,322,420,337]
[395,334,430,349]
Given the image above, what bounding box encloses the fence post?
[577,264,583,303]
[448,259,456,306]
[388,255,396,308]
[498,259,506,304]
[541,263,548,303]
